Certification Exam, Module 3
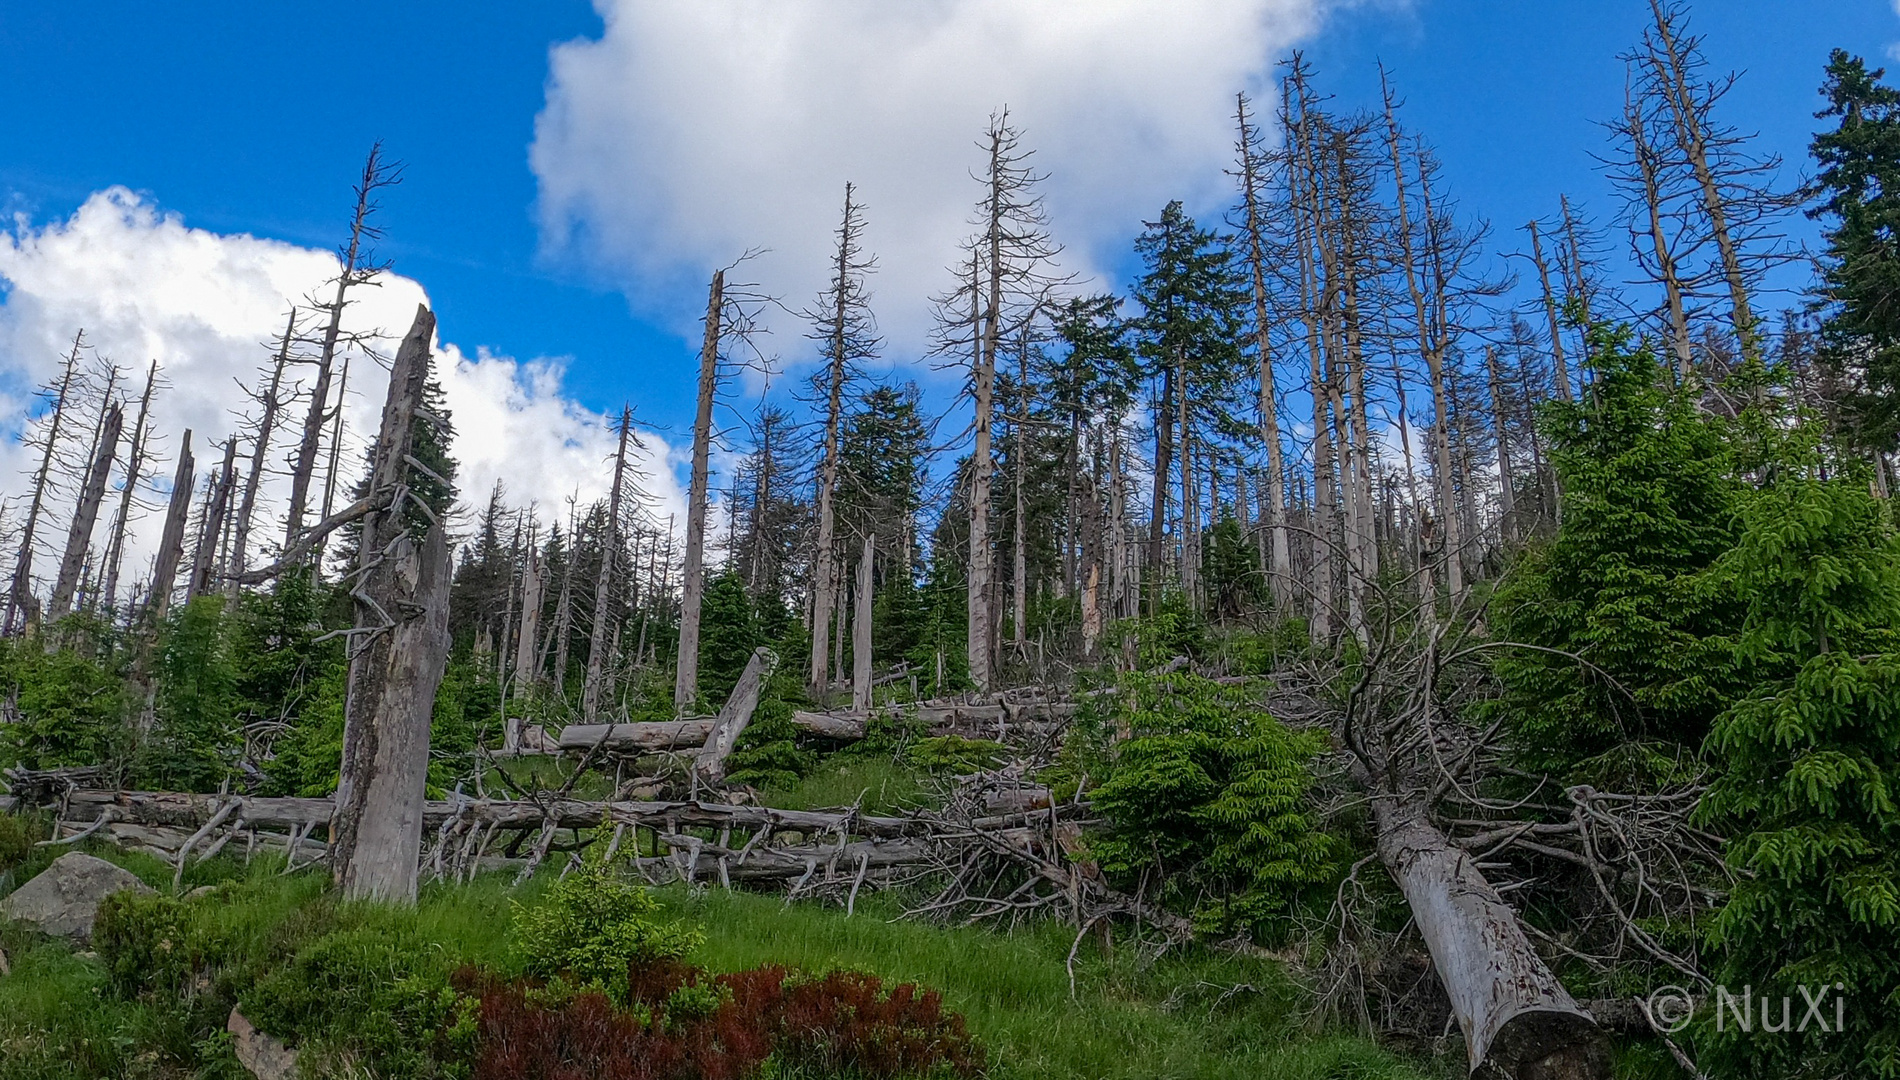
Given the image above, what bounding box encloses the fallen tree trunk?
[557,719,716,753]
[1372,793,1604,1079]
[695,647,774,784]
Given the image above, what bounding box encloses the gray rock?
[228,1008,299,1080]
[0,851,154,940]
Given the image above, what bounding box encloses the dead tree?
[331,305,452,904]
[807,184,876,696]
[228,308,299,591]
[284,144,398,550]
[101,360,160,614]
[510,531,546,736]
[582,408,633,722]
[47,403,123,623]
[146,432,196,626]
[1526,222,1573,402]
[1486,346,1520,545]
[675,270,724,712]
[5,332,84,634]
[1234,92,1293,611]
[941,112,1069,685]
[185,438,236,602]
[1379,71,1468,609]
[851,531,875,713]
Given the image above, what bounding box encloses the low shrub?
[512,854,703,1000]
[456,957,984,1080]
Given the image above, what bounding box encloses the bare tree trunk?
[48,404,123,622]
[1149,363,1175,615]
[333,305,448,904]
[694,647,774,786]
[583,409,631,722]
[1623,92,1695,381]
[852,531,874,714]
[229,309,296,593]
[333,523,451,902]
[513,541,545,710]
[102,360,159,615]
[6,332,83,635]
[1012,348,1029,654]
[1382,76,1464,608]
[676,270,724,712]
[147,432,196,627]
[285,145,390,549]
[1487,346,1519,546]
[1372,792,1605,1078]
[1236,93,1292,612]
[186,438,236,602]
[1528,222,1573,401]
[1646,0,1757,359]
[1108,434,1127,620]
[970,204,1000,693]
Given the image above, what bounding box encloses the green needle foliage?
[1702,453,1900,1078]
[1085,670,1335,939]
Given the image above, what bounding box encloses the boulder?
[0,851,153,940]
[228,1008,299,1080]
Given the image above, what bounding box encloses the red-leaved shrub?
[452,957,984,1080]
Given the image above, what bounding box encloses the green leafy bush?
[907,736,1006,776]
[1083,671,1335,938]
[513,854,703,1000]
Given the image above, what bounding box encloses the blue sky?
[1,0,1893,453]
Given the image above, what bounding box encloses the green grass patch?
[756,755,928,815]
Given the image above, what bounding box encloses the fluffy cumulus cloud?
[0,189,684,593]
[532,0,1338,354]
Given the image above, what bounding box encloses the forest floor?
[0,831,1440,1080]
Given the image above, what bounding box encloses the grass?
[0,836,1441,1080]
[758,755,929,815]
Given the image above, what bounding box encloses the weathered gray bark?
[1381,78,1463,608]
[48,404,123,622]
[1645,0,1757,360]
[810,184,868,696]
[1372,793,1605,1078]
[332,305,448,904]
[675,270,724,712]
[1487,347,1520,546]
[582,408,631,723]
[229,309,296,592]
[694,647,774,785]
[1235,93,1293,612]
[332,524,452,903]
[970,135,1004,691]
[1527,223,1573,402]
[558,719,716,753]
[102,360,159,614]
[511,544,546,720]
[186,438,236,602]
[851,532,874,714]
[1623,92,1695,381]
[285,146,387,549]
[6,332,83,635]
[146,432,196,626]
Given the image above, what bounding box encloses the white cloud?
[531,0,1339,356]
[0,188,685,597]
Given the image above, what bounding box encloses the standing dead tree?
[330,305,453,904]
[806,184,877,697]
[146,432,196,627]
[933,111,1068,690]
[1234,92,1294,612]
[100,361,161,615]
[228,308,301,592]
[284,144,400,552]
[5,332,85,635]
[47,403,123,624]
[675,270,725,712]
[582,408,635,723]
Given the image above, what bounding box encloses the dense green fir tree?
[1491,328,1747,777]
[1701,448,1900,1078]
[1813,51,1900,453]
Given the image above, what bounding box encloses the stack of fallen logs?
[0,779,1120,919]
[555,692,1079,754]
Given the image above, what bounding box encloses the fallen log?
[1372,792,1604,1078]
[557,719,716,753]
[695,647,774,784]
